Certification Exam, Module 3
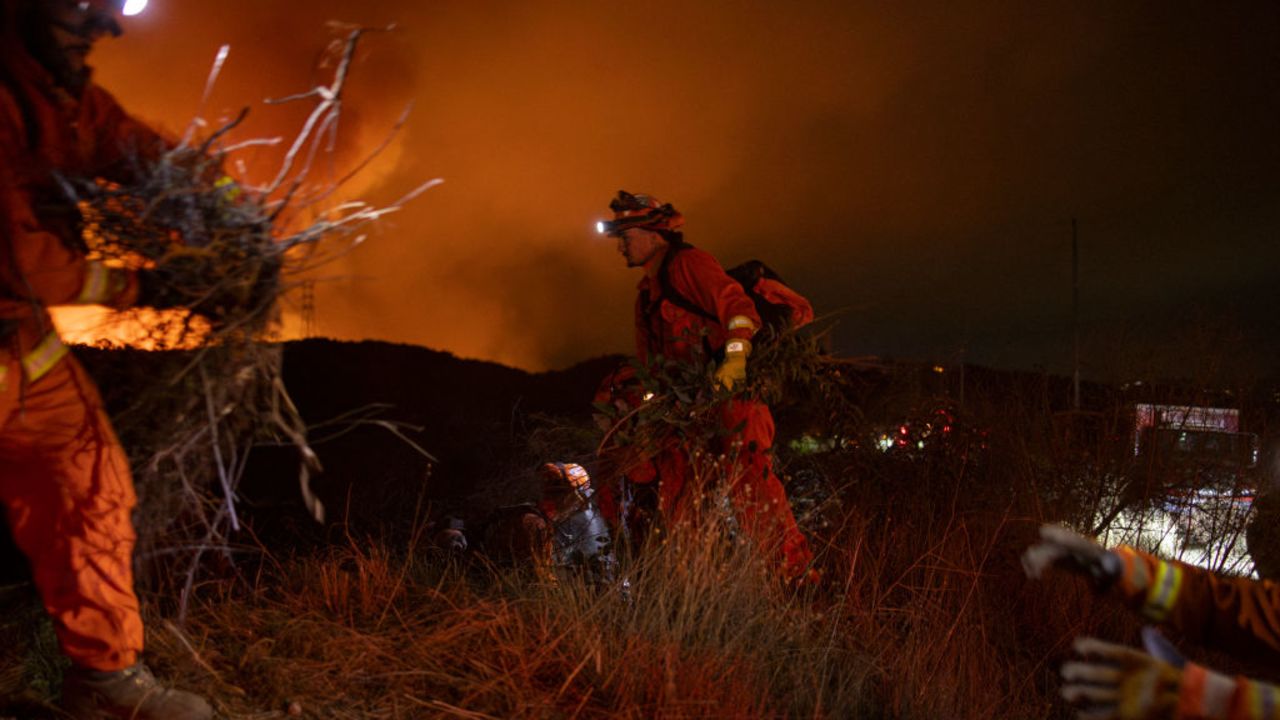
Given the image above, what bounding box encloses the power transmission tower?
[300,281,316,338]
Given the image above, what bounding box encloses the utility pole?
[1072,218,1081,411]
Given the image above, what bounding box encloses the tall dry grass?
[8,355,1268,717]
[0,454,1124,720]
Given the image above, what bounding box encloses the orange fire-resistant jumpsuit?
[1110,547,1280,717]
[1114,546,1280,664]
[0,41,165,671]
[632,244,813,580]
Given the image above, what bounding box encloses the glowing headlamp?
[595,217,649,236]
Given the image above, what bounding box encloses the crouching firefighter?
[431,462,618,585]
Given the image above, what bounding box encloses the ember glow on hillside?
[77,1,1280,375]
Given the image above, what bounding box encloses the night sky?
[79,1,1280,381]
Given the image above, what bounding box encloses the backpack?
[656,242,809,343]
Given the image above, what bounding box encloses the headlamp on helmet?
[598,190,684,236]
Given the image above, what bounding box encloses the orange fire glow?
[51,305,214,350]
[66,1,1279,373]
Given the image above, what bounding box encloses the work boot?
[61,663,213,720]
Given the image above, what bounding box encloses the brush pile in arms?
[71,144,282,338]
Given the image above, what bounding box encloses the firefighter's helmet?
[540,462,591,497]
[596,190,684,236]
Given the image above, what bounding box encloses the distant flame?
[51,305,212,350]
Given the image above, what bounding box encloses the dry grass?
[9,345,1265,717]
[3,355,1181,719]
[141,509,877,719]
[0,433,1131,720]
[0,493,1119,719]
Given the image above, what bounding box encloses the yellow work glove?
[1061,633,1274,720]
[214,174,243,203]
[1061,636,1181,719]
[713,338,750,390]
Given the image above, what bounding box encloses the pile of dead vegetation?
[59,25,436,612]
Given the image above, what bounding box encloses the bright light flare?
[122,0,147,17]
[595,220,606,235]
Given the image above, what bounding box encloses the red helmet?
[596,190,684,235]
[540,462,591,493]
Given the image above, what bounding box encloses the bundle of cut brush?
[75,144,279,343]
[61,24,435,608]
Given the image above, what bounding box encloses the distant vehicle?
[1129,403,1259,490]
[1108,403,1263,575]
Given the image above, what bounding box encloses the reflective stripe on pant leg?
[0,355,142,670]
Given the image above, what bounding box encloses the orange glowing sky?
[75,1,1280,378]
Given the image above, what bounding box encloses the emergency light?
[595,220,607,235]
[122,0,147,16]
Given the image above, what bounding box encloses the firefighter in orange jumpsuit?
[0,1,212,717]
[597,190,815,583]
[1024,524,1280,719]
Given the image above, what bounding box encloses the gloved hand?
[713,338,751,390]
[1061,635,1180,719]
[1022,524,1124,591]
[213,175,243,204]
[1061,631,1250,720]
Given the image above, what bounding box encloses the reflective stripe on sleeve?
[78,261,112,304]
[1196,665,1235,720]
[1248,679,1280,720]
[1175,663,1235,720]
[1115,546,1150,597]
[1143,559,1183,622]
[22,331,68,383]
[727,315,755,332]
